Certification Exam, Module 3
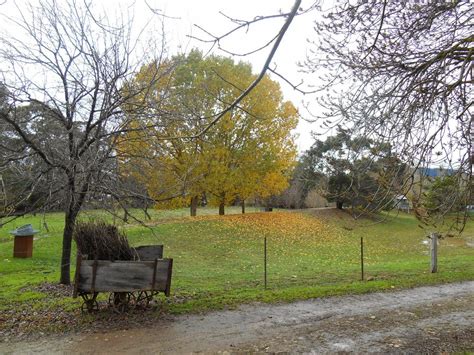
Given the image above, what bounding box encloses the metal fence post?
[430,233,438,273]
[360,237,364,281]
[264,236,267,290]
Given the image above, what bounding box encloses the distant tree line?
[270,127,408,214]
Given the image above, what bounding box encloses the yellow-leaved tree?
[120,50,297,215]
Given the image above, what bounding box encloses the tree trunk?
[219,202,225,215]
[190,195,198,217]
[336,201,343,210]
[60,209,78,285]
[241,199,245,214]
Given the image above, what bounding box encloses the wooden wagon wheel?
[80,292,99,313]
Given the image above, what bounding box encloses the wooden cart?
[73,245,173,312]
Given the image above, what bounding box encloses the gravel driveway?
[1,281,473,354]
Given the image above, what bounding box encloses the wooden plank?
[91,259,98,294]
[151,259,158,291]
[73,253,82,298]
[165,259,173,297]
[77,259,172,293]
[133,245,163,260]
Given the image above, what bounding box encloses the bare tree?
[303,0,472,232]
[0,0,171,284]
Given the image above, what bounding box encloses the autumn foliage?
[120,50,298,214]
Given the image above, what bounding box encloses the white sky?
[154,0,321,152]
[1,0,324,152]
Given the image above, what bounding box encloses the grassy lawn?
[0,207,473,335]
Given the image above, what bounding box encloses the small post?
[360,237,364,281]
[264,236,267,290]
[430,232,438,273]
[91,258,98,294]
[73,253,82,298]
[151,258,158,292]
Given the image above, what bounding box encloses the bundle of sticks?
[73,220,134,261]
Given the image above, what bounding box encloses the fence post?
[360,237,364,281]
[430,232,438,273]
[264,236,267,290]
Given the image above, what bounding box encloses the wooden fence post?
[430,232,438,273]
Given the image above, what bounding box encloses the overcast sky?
[1,0,325,152]
[154,0,322,152]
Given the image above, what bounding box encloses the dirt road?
[2,282,473,354]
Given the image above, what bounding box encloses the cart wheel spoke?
[127,292,137,310]
[133,291,153,308]
[80,292,99,313]
[108,292,133,313]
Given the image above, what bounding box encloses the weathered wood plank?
[133,245,163,260]
[73,253,82,298]
[165,258,173,296]
[77,259,172,293]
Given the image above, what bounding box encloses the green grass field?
[0,207,473,335]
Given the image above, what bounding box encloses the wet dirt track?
[1,282,473,354]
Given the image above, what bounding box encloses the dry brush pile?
[73,220,135,260]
